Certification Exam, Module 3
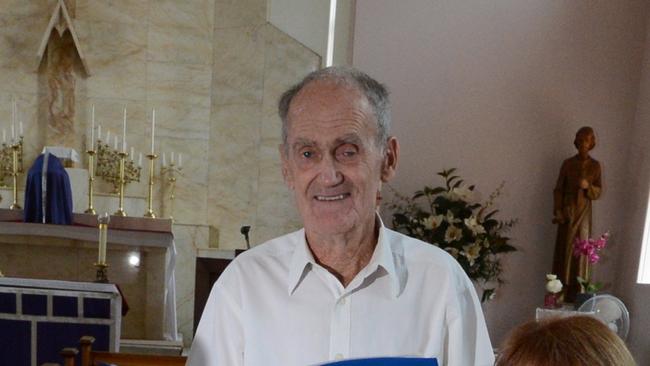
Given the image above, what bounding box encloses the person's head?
[278,67,399,236]
[496,316,636,366]
[574,126,596,155]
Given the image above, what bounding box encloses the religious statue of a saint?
[552,126,602,302]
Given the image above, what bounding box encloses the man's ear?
[279,143,294,190]
[380,137,399,182]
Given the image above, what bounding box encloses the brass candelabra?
[143,154,157,218]
[161,163,182,221]
[114,152,128,217]
[85,150,96,214]
[95,139,141,194]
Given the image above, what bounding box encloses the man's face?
[281,80,398,237]
[577,132,595,155]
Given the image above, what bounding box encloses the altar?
[0,209,179,343]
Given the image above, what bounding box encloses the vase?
[574,292,595,310]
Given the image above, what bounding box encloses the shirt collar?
[287,214,405,298]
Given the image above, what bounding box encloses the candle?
[171,152,175,165]
[138,152,142,167]
[98,213,110,265]
[130,147,134,160]
[114,135,118,150]
[106,130,110,144]
[19,121,23,137]
[11,97,16,140]
[178,153,182,167]
[162,152,166,167]
[122,107,127,153]
[91,105,95,150]
[98,124,102,141]
[151,109,156,154]
[2,129,5,143]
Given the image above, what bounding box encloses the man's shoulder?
[384,228,460,268]
[229,228,303,265]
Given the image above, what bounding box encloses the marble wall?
[0,0,320,345]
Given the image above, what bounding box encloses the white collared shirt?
[188,223,494,366]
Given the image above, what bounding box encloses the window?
[637,188,650,284]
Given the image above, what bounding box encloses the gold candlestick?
[95,213,110,283]
[162,163,182,222]
[85,150,97,214]
[9,142,21,210]
[114,152,128,217]
[143,154,157,218]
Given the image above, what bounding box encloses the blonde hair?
[496,316,635,366]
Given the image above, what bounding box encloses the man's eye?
[302,151,313,158]
[336,145,358,160]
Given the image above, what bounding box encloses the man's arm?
[187,273,244,366]
[445,271,494,366]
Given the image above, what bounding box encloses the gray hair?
[278,66,391,150]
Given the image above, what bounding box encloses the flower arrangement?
[388,169,517,302]
[573,232,609,294]
[544,274,563,308]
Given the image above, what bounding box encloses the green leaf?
[430,187,447,195]
[452,179,464,188]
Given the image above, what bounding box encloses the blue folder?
[323,357,438,366]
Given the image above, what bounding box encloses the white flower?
[464,216,486,235]
[546,279,563,294]
[445,225,463,243]
[444,186,474,201]
[546,274,557,281]
[445,210,461,224]
[462,242,482,266]
[422,214,444,230]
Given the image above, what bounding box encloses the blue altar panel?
[0,319,31,366]
[37,322,110,366]
[0,278,121,366]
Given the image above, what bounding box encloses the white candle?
[162,152,166,167]
[11,97,16,140]
[114,135,118,150]
[138,152,142,167]
[90,105,95,150]
[122,107,127,153]
[178,153,182,167]
[19,121,23,137]
[98,124,102,142]
[130,147,134,160]
[2,129,5,143]
[171,151,175,165]
[106,130,110,143]
[151,109,156,154]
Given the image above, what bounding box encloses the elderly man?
[188,67,494,366]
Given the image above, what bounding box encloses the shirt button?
[335,353,344,360]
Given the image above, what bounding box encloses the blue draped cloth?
[24,153,73,225]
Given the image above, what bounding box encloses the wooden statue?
[552,126,602,302]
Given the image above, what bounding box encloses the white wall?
[353,0,648,355]
[615,9,650,363]
[267,0,330,59]
[267,0,355,65]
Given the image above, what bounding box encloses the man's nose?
[316,155,342,186]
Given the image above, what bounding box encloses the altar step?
[120,338,185,356]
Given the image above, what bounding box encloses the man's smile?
[314,193,351,201]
